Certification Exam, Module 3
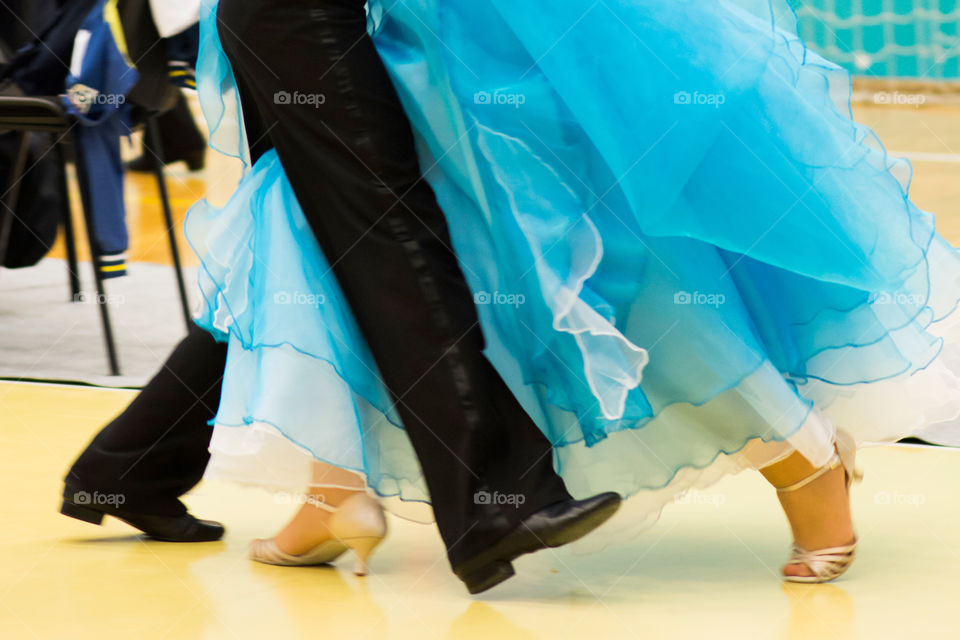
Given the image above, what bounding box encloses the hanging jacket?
[62,0,139,278]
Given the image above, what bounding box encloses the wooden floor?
[2,380,960,639]
[6,103,960,638]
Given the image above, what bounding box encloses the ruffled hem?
[203,304,960,530]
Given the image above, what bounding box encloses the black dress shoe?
[126,148,206,173]
[453,491,622,594]
[60,484,225,542]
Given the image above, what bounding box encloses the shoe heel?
[348,536,384,576]
[61,500,104,525]
[462,560,515,595]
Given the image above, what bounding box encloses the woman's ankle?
[759,451,820,488]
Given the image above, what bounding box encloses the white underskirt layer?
[206,308,960,538]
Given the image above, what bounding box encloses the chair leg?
[145,116,192,332]
[0,132,31,268]
[56,143,82,299]
[71,133,121,376]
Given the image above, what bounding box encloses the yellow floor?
[2,380,960,639]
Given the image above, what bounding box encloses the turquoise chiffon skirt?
[188,0,960,534]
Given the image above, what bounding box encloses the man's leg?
[216,0,619,590]
[61,323,226,541]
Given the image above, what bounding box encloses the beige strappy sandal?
[776,451,860,584]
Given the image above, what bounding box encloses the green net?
[794,0,960,79]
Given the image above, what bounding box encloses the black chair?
[0,95,192,376]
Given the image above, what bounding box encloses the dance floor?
[2,380,959,640]
[3,102,959,638]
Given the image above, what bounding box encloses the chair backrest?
[0,96,70,133]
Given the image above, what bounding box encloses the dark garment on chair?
[1,0,99,96]
[0,0,69,56]
[0,131,66,268]
[1,0,185,274]
[1,0,129,271]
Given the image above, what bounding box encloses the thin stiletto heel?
[348,536,384,576]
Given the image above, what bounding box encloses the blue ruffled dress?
[189,0,960,533]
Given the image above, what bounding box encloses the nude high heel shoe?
[249,492,387,576]
[776,447,861,584]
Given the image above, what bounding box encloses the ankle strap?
[775,453,842,493]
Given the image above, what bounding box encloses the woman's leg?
[760,451,855,578]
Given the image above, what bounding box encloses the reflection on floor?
[2,380,959,639]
